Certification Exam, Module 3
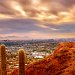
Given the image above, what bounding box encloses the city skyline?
[0,0,75,40]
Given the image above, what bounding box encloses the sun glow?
[10,1,27,17]
[0,14,13,20]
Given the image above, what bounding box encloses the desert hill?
[12,42,75,75]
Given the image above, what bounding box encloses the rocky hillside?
[12,42,75,75]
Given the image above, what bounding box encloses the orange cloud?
[0,0,75,24]
[0,32,75,40]
[0,14,14,20]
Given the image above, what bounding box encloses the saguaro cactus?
[18,49,25,75]
[0,45,7,75]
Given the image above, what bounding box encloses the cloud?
[0,0,75,23]
[0,0,75,39]
[0,19,75,39]
[0,19,75,34]
[0,31,75,40]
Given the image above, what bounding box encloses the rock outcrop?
[12,42,75,75]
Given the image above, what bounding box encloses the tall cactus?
[0,45,7,75]
[18,49,25,75]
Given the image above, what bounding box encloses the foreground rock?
[12,42,75,75]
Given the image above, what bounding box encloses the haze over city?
[0,0,75,40]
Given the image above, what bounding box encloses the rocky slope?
[12,42,75,75]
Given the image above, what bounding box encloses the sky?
[0,0,75,40]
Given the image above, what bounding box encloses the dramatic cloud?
[0,19,75,39]
[0,0,75,39]
[0,0,75,23]
[0,19,75,33]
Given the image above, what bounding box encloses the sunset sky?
[0,0,75,40]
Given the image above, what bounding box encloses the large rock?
[12,42,75,75]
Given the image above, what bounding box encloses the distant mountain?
[54,38,75,42]
[0,39,75,46]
